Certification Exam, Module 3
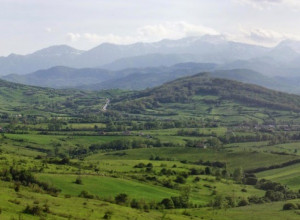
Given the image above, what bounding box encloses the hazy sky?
[0,0,300,56]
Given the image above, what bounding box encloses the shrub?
[8,199,21,205]
[75,176,83,185]
[134,163,145,168]
[265,190,284,201]
[248,195,265,204]
[23,205,43,216]
[238,199,249,207]
[115,193,128,204]
[193,177,200,182]
[146,163,153,168]
[78,190,94,199]
[130,199,139,209]
[146,167,153,172]
[103,210,113,219]
[283,203,298,210]
[14,182,20,192]
[244,177,258,185]
[171,196,189,208]
[174,176,186,184]
[143,204,150,212]
[205,167,211,175]
[160,198,175,209]
[182,210,191,216]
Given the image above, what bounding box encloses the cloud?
[236,0,300,9]
[82,33,135,44]
[241,28,286,43]
[45,27,52,33]
[66,21,220,46]
[228,27,300,46]
[137,22,219,41]
[66,33,81,42]
[66,22,300,48]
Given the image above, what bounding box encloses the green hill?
[0,78,106,116]
[113,73,300,113]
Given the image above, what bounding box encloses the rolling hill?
[4,62,300,94]
[112,73,300,116]
[0,78,106,116]
[1,63,217,89]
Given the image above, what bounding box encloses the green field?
[1,75,300,219]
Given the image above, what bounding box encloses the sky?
[0,0,300,56]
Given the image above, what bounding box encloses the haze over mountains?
[2,35,300,94]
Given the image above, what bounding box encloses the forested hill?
[0,78,106,116]
[112,73,300,112]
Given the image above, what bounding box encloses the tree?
[175,176,186,184]
[205,167,211,175]
[160,198,175,209]
[180,185,191,208]
[233,167,244,183]
[212,195,227,209]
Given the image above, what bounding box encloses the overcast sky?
[0,0,299,56]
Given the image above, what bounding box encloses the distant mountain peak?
[30,45,84,57]
[198,34,227,44]
[277,39,300,53]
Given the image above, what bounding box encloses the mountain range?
[2,35,300,94]
[1,35,296,75]
[3,62,300,94]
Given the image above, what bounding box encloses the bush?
[248,195,265,204]
[265,190,284,201]
[134,163,145,168]
[143,204,150,212]
[238,199,249,207]
[14,182,20,192]
[244,177,258,185]
[103,210,113,219]
[130,199,139,209]
[182,210,191,216]
[78,190,94,199]
[283,203,298,210]
[23,205,43,216]
[75,176,83,185]
[115,193,128,204]
[193,177,200,182]
[174,176,186,184]
[171,196,189,208]
[160,198,175,209]
[0,167,60,194]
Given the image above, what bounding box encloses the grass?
[37,173,180,201]
[87,147,299,171]
[0,181,189,220]
[2,75,300,219]
[257,163,300,190]
[189,199,300,220]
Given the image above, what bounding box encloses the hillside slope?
[0,79,105,116]
[113,73,300,114]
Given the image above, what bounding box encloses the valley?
[1,74,300,219]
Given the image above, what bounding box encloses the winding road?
[102,98,110,111]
